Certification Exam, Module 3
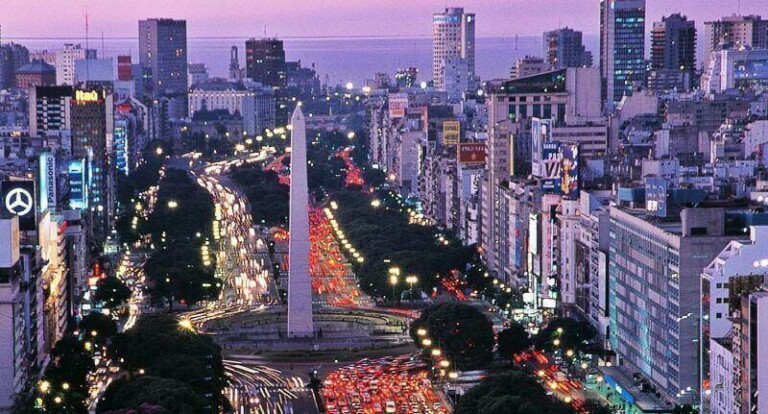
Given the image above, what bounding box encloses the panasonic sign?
[39,152,57,212]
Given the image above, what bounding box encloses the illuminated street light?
[179,318,194,332]
[417,328,427,337]
[370,199,381,208]
[431,348,442,357]
[167,200,179,209]
[422,338,432,346]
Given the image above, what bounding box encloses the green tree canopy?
[79,312,118,344]
[455,371,575,414]
[93,276,132,309]
[497,322,532,360]
[97,376,208,414]
[410,302,494,370]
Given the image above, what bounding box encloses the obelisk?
[287,105,314,337]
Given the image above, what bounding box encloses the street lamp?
[417,328,427,337]
[389,267,401,305]
[167,200,178,209]
[406,275,418,304]
[389,274,399,306]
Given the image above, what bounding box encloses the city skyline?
[0,0,761,39]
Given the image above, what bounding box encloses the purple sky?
[1,0,764,39]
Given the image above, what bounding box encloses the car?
[385,401,397,413]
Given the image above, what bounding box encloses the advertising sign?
[68,159,88,210]
[457,143,486,164]
[2,180,37,231]
[114,120,129,176]
[559,143,579,199]
[540,141,561,193]
[39,152,57,212]
[388,93,408,118]
[531,118,552,176]
[645,177,668,217]
[442,120,460,145]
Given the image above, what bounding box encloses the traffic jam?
[322,355,451,414]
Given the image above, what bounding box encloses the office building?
[648,14,696,92]
[0,43,30,89]
[117,55,133,81]
[432,7,475,90]
[245,38,287,89]
[600,0,646,107]
[609,206,738,404]
[70,87,114,238]
[138,19,188,101]
[441,57,470,102]
[543,27,593,69]
[701,48,768,94]
[703,15,768,66]
[55,43,95,86]
[28,86,73,152]
[510,56,550,79]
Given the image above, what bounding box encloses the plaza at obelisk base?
[286,105,315,337]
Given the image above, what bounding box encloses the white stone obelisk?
[287,105,314,337]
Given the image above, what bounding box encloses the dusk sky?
[1,0,764,39]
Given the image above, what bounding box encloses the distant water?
[12,35,599,86]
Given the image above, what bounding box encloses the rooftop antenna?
[84,5,90,84]
[101,31,106,58]
[264,25,267,39]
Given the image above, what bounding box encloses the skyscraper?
[244,38,287,89]
[54,43,95,86]
[648,14,696,92]
[703,15,768,66]
[432,7,475,91]
[138,19,188,99]
[600,0,646,108]
[543,27,593,69]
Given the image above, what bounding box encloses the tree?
[97,377,208,414]
[534,317,597,354]
[455,371,574,414]
[497,323,531,360]
[143,243,218,309]
[410,302,494,370]
[79,312,118,344]
[108,315,225,408]
[93,276,132,308]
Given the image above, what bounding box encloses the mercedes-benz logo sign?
[4,188,34,216]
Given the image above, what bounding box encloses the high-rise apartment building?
[55,43,95,86]
[244,38,287,89]
[704,15,768,65]
[543,27,593,69]
[648,14,696,92]
[138,19,188,100]
[600,0,646,108]
[432,7,475,91]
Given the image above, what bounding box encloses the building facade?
[600,0,646,107]
[432,7,475,91]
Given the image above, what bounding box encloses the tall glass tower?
[600,0,646,108]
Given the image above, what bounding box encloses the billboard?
[2,180,37,231]
[388,93,408,118]
[645,177,668,217]
[114,119,129,176]
[442,120,460,145]
[39,152,57,212]
[559,143,579,199]
[531,118,553,176]
[540,141,561,193]
[457,143,486,164]
[68,159,88,210]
